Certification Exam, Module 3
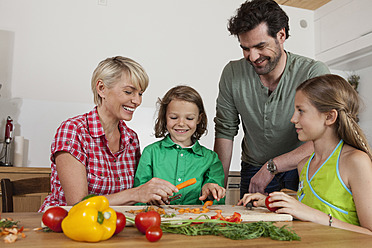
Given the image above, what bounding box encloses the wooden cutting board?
[53,204,292,225]
[117,205,292,222]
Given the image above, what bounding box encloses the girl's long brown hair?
[297,74,372,160]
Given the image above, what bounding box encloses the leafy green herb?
[42,227,54,232]
[162,213,176,218]
[0,218,19,228]
[126,214,300,241]
[160,217,300,241]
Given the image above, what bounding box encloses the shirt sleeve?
[204,151,226,205]
[308,60,330,78]
[214,62,241,140]
[51,119,87,166]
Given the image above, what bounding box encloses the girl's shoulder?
[297,155,312,173]
[340,144,372,176]
[341,144,371,165]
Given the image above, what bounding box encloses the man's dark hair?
[228,0,290,39]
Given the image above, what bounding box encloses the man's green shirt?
[214,52,330,167]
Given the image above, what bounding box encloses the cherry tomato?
[146,226,163,242]
[42,206,68,232]
[113,211,126,235]
[135,210,161,234]
[265,196,279,212]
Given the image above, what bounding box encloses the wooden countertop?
[2,212,372,247]
[0,167,51,174]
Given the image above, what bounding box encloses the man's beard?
[249,43,282,75]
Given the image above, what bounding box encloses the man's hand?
[248,163,274,193]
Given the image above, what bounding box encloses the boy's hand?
[199,183,226,202]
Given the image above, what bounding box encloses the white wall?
[0,0,315,170]
[354,66,372,143]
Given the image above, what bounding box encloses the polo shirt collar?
[162,135,203,156]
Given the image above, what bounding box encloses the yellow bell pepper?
[61,195,117,242]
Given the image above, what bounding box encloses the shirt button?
[176,145,180,149]
[117,177,120,180]
[100,173,103,176]
[65,141,70,145]
[178,178,182,182]
[180,154,184,157]
[113,159,116,162]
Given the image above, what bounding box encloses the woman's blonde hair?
[91,56,149,106]
[297,74,372,160]
[154,85,207,141]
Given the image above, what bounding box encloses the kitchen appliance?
[0,116,13,166]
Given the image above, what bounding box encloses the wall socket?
[98,0,107,6]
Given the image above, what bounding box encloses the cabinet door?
[316,0,372,54]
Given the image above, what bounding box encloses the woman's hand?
[199,183,226,202]
[237,192,266,207]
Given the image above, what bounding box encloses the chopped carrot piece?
[203,200,213,209]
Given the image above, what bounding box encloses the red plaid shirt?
[39,107,141,212]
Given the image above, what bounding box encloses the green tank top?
[297,140,359,226]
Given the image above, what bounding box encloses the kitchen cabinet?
[0,167,51,212]
[315,0,372,70]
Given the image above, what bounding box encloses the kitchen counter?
[2,212,372,247]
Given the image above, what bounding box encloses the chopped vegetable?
[127,206,166,215]
[176,178,197,190]
[0,218,19,228]
[203,200,213,208]
[0,218,26,244]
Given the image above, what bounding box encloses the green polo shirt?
[134,135,225,205]
[214,52,330,167]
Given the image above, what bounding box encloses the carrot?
[176,178,197,190]
[203,200,213,209]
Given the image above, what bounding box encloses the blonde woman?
[40,56,178,211]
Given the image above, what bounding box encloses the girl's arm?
[269,147,372,235]
[340,148,372,234]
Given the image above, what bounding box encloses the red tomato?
[135,210,161,234]
[42,206,68,232]
[146,226,163,242]
[265,196,279,212]
[114,211,126,235]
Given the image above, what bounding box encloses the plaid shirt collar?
[88,107,136,151]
